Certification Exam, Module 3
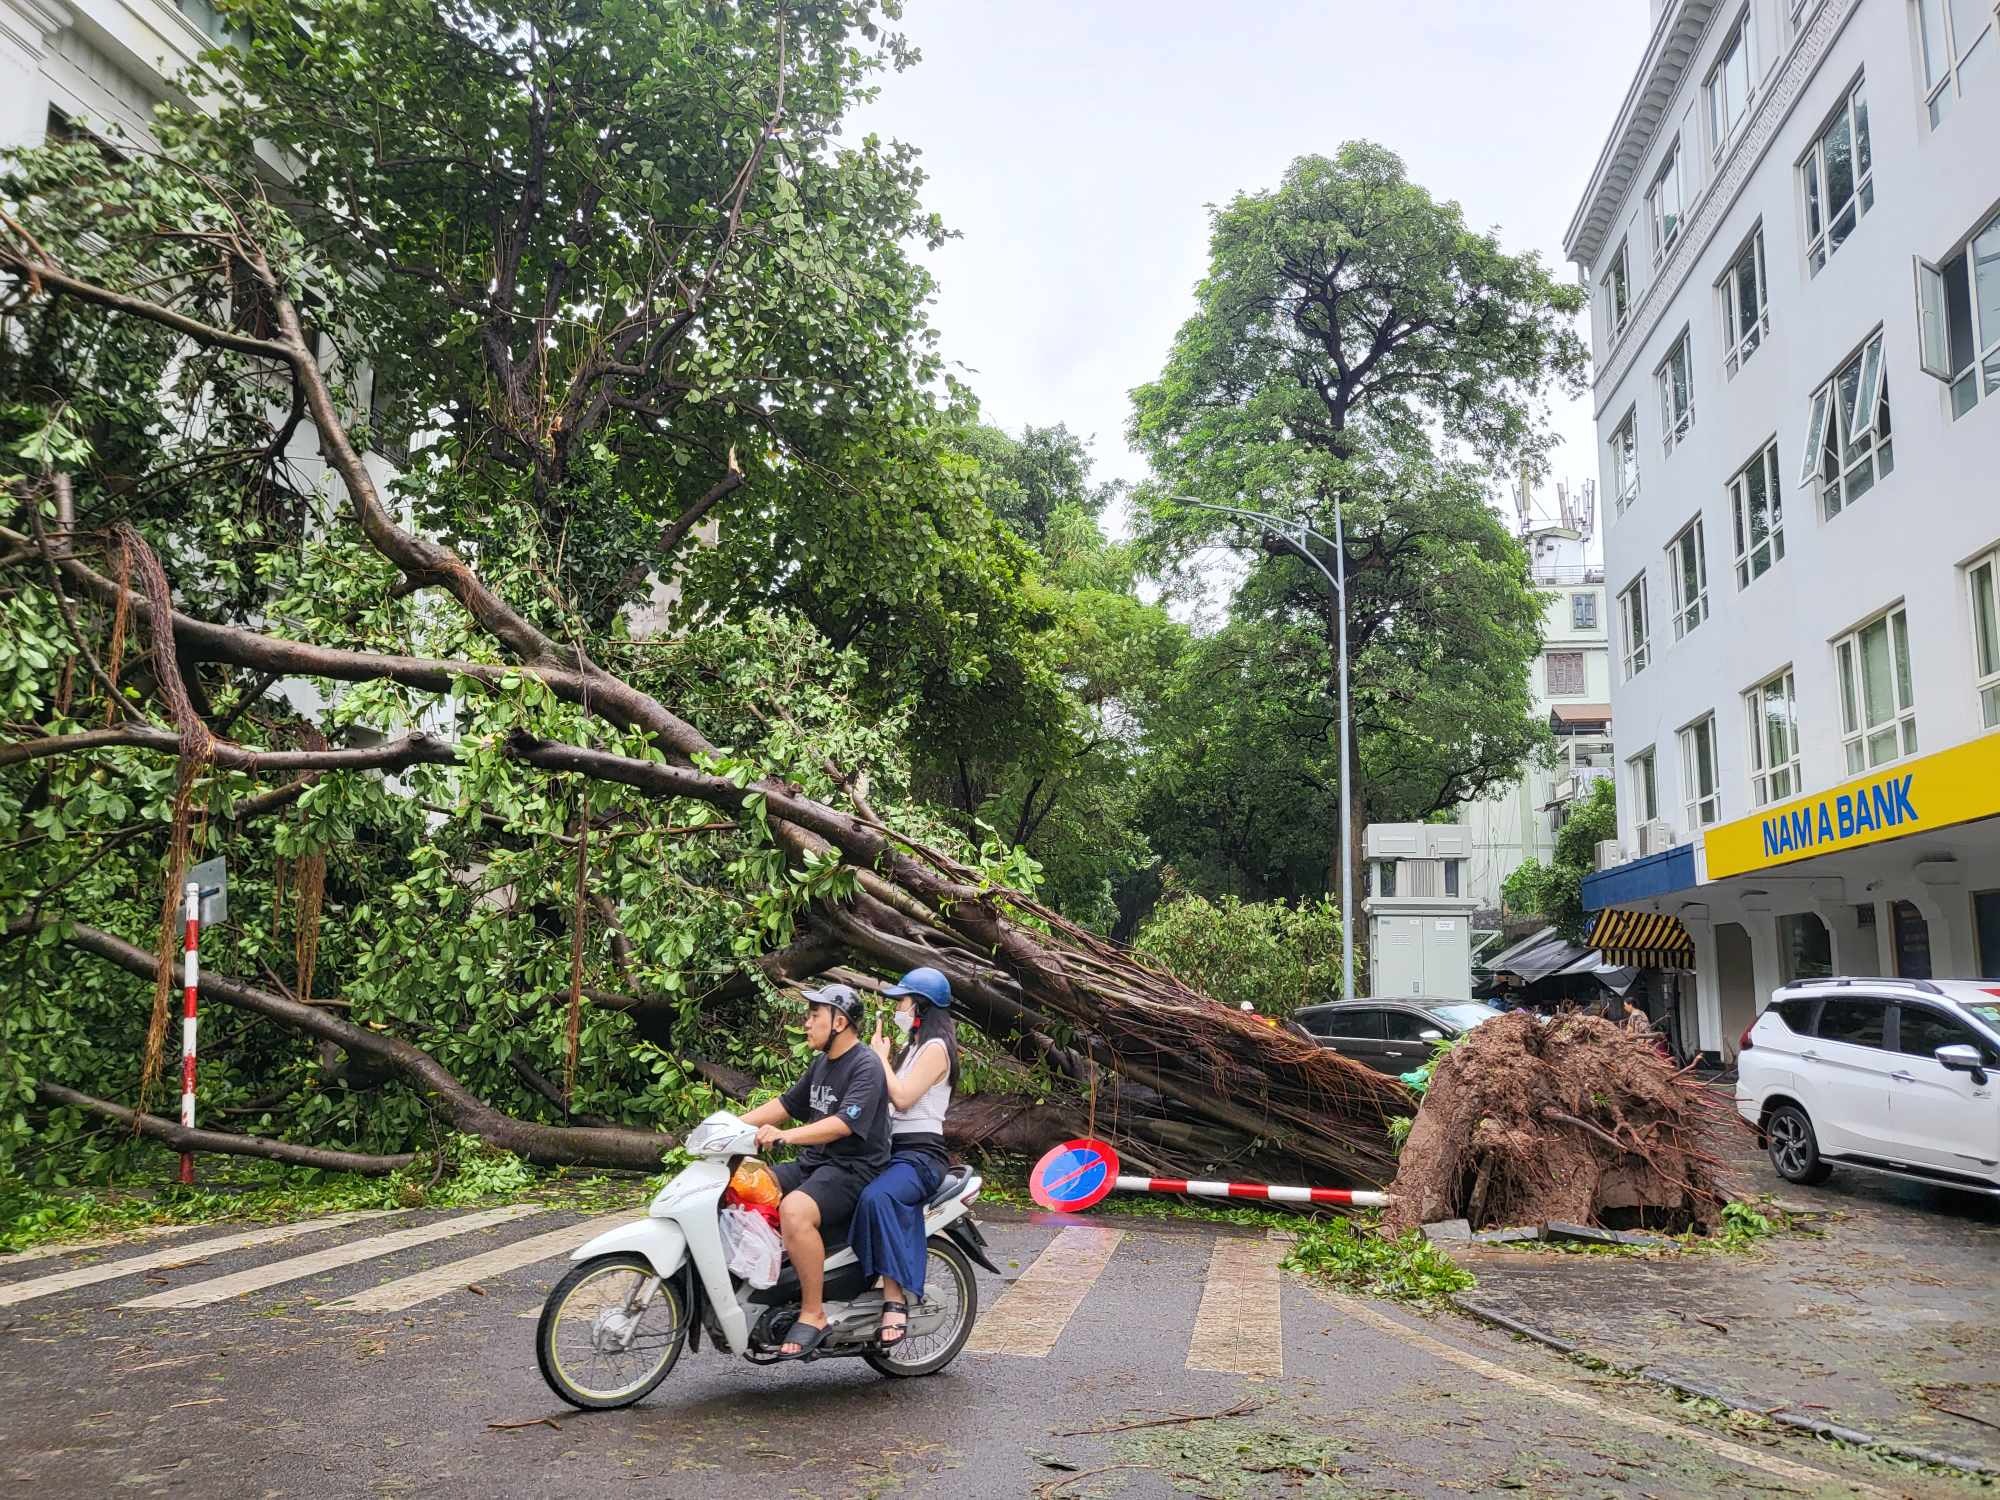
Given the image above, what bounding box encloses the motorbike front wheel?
[863,1235,979,1379]
[537,1252,688,1410]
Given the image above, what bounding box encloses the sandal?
[877,1300,909,1347]
[777,1318,830,1360]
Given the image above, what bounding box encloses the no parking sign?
[1028,1137,1121,1212]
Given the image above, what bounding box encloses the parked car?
[1290,998,1504,1076]
[1736,977,2000,1198]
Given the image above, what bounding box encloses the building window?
[1729,440,1784,588]
[1668,517,1708,639]
[1631,746,1659,824]
[1802,330,1892,521]
[1375,861,1398,898]
[1802,79,1872,275]
[1835,607,1917,774]
[1680,716,1721,829]
[1571,592,1598,630]
[1648,141,1684,261]
[1707,14,1757,155]
[1619,576,1650,679]
[1658,333,1695,452]
[1720,230,1769,376]
[1444,859,1461,898]
[1977,889,2000,975]
[1916,209,2000,419]
[1746,668,1802,806]
[1610,408,1640,513]
[1547,651,1587,697]
[1967,546,2000,728]
[1604,241,1632,338]
[1916,0,1995,127]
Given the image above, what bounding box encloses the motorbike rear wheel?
[537,1252,687,1410]
[864,1236,979,1379]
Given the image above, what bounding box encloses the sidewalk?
[1443,1105,2000,1473]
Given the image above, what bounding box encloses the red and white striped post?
[1112,1175,1391,1208]
[179,879,199,1185]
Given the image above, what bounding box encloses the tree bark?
[35,1080,420,1174]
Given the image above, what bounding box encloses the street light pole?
[1178,497,1357,1003]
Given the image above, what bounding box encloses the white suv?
[1736,977,2000,1198]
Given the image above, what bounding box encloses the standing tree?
[1131,143,1586,899]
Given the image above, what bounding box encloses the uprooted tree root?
[1385,1012,1732,1235]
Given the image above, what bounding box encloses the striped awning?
[1586,908,1694,968]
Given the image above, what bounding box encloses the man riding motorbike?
[739,983,890,1358]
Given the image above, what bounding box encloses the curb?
[1450,1293,1999,1479]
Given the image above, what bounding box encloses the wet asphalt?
[0,1203,1978,1498]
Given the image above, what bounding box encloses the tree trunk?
[35,1080,420,1174]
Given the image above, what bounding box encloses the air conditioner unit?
[1594,839,1623,871]
[1637,819,1675,855]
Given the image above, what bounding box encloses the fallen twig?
[1033,1463,1145,1499]
[488,1416,563,1432]
[1921,1397,2000,1434]
[1051,1397,1269,1437]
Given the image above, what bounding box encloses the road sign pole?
[180,880,199,1186]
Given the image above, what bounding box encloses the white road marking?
[965,1225,1122,1359]
[320,1212,634,1312]
[1317,1290,1896,1498]
[0,1213,404,1308]
[1186,1232,1285,1377]
[0,1226,193,1267]
[119,1205,545,1309]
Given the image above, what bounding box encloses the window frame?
[1547,650,1587,697]
[1719,228,1770,377]
[1571,591,1599,631]
[1679,714,1722,830]
[1914,209,2000,419]
[1630,746,1659,825]
[1966,544,2000,729]
[1658,332,1696,453]
[1706,11,1758,158]
[1834,605,1918,774]
[1915,0,1997,128]
[1801,78,1873,275]
[1729,439,1785,589]
[1647,141,1685,262]
[1604,240,1632,339]
[1610,407,1641,513]
[1745,667,1802,807]
[1802,329,1893,520]
[1668,516,1709,640]
[1619,574,1651,679]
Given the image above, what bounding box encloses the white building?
[1458,490,1614,914]
[1567,0,2000,1058]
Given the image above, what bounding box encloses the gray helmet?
[802,983,865,1030]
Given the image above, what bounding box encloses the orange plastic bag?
[727,1157,781,1209]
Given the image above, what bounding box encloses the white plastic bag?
[719,1206,783,1288]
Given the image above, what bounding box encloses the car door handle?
[1801,1049,1819,1059]
[1891,1071,1915,1083]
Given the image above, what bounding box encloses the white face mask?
[892,1010,915,1036]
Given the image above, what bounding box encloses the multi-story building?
[1459,492,1614,915]
[1569,0,2000,1058]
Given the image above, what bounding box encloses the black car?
[1289,998,1504,1076]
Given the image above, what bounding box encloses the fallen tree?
[0,0,1408,1186]
[1385,1012,1731,1233]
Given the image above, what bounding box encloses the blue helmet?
[883,966,952,1008]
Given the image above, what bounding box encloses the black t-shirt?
[778,1042,890,1174]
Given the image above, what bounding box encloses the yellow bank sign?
[1705,733,2000,880]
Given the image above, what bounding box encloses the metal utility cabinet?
[1362,824,1478,999]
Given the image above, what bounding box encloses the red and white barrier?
[180,880,199,1186]
[1114,1175,1390,1208]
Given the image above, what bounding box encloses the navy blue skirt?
[851,1148,944,1297]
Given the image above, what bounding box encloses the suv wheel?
[1765,1103,1833,1186]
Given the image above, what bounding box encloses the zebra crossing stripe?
[320,1212,634,1313]
[964,1224,1122,1358]
[1186,1232,1286,1377]
[0,1212,405,1308]
[119,1204,547,1309]
[0,1226,194,1267]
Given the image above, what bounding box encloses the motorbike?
[536,1110,998,1409]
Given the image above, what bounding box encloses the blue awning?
[1580,843,1698,912]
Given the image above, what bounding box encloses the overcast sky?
[849,0,1654,534]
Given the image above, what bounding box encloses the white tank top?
[891,1037,952,1135]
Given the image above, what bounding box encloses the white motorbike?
[536,1111,996,1409]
